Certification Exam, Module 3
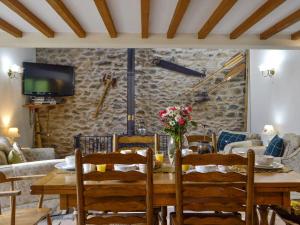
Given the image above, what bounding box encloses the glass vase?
[168,137,176,165]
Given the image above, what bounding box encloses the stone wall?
[36,48,246,156]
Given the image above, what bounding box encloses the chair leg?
[161,206,167,225]
[47,214,52,225]
[270,211,276,225]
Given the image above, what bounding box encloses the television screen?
[22,62,75,96]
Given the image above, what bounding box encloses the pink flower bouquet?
[159,106,197,148]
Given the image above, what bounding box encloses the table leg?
[161,206,167,225]
[258,205,269,225]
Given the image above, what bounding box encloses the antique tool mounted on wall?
[152,58,206,77]
[191,53,244,92]
[207,62,246,94]
[180,53,245,101]
[94,73,117,118]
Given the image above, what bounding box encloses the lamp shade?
[263,125,276,135]
[261,125,277,146]
[7,127,20,138]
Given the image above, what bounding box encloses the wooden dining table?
[31,169,300,225]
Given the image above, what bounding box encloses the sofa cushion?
[0,151,8,165]
[265,135,284,157]
[219,130,260,140]
[0,136,12,156]
[217,131,247,151]
[12,142,27,162]
[21,148,55,161]
[283,133,300,158]
[8,149,25,164]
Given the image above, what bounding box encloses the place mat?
[154,165,175,173]
[229,165,292,174]
[55,169,76,174]
[254,166,292,173]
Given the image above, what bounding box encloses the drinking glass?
[97,164,106,172]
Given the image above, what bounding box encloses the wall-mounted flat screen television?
[22,62,75,96]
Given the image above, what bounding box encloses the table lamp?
[7,127,20,143]
[261,125,277,146]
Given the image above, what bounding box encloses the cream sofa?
[0,146,63,210]
[222,132,300,173]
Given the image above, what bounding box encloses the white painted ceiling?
[1,0,300,36]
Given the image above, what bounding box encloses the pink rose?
[186,106,192,112]
[159,110,167,117]
[170,107,177,111]
[178,117,185,126]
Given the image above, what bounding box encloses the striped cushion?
[217,131,246,151]
[264,135,284,157]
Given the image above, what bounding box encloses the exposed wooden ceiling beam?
[141,0,150,38]
[198,0,237,39]
[230,0,285,39]
[0,0,54,37]
[291,30,300,40]
[167,0,190,39]
[47,0,86,38]
[94,0,117,38]
[260,8,300,40]
[0,18,22,37]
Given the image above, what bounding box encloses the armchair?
[282,147,300,173]
[0,172,52,225]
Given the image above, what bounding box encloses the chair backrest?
[75,148,154,225]
[186,133,217,153]
[175,150,255,225]
[112,134,159,153]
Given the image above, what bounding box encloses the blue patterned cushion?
[217,131,246,151]
[264,135,284,157]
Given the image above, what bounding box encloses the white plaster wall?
[249,49,300,135]
[0,48,36,146]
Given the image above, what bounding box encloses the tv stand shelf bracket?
[23,104,58,148]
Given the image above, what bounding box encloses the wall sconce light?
[7,64,23,79]
[7,127,20,143]
[259,65,275,78]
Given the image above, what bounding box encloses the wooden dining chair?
[186,133,217,153]
[112,134,167,223]
[75,148,156,225]
[0,172,52,225]
[112,134,160,153]
[171,150,255,225]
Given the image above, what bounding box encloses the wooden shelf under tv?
[23,104,61,110]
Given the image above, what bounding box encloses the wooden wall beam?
[141,0,150,38]
[291,30,300,40]
[0,0,54,37]
[167,0,190,39]
[260,8,300,40]
[230,0,285,39]
[0,18,22,37]
[198,0,237,39]
[47,0,86,38]
[94,0,117,38]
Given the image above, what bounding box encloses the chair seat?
[170,212,244,225]
[0,208,51,225]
